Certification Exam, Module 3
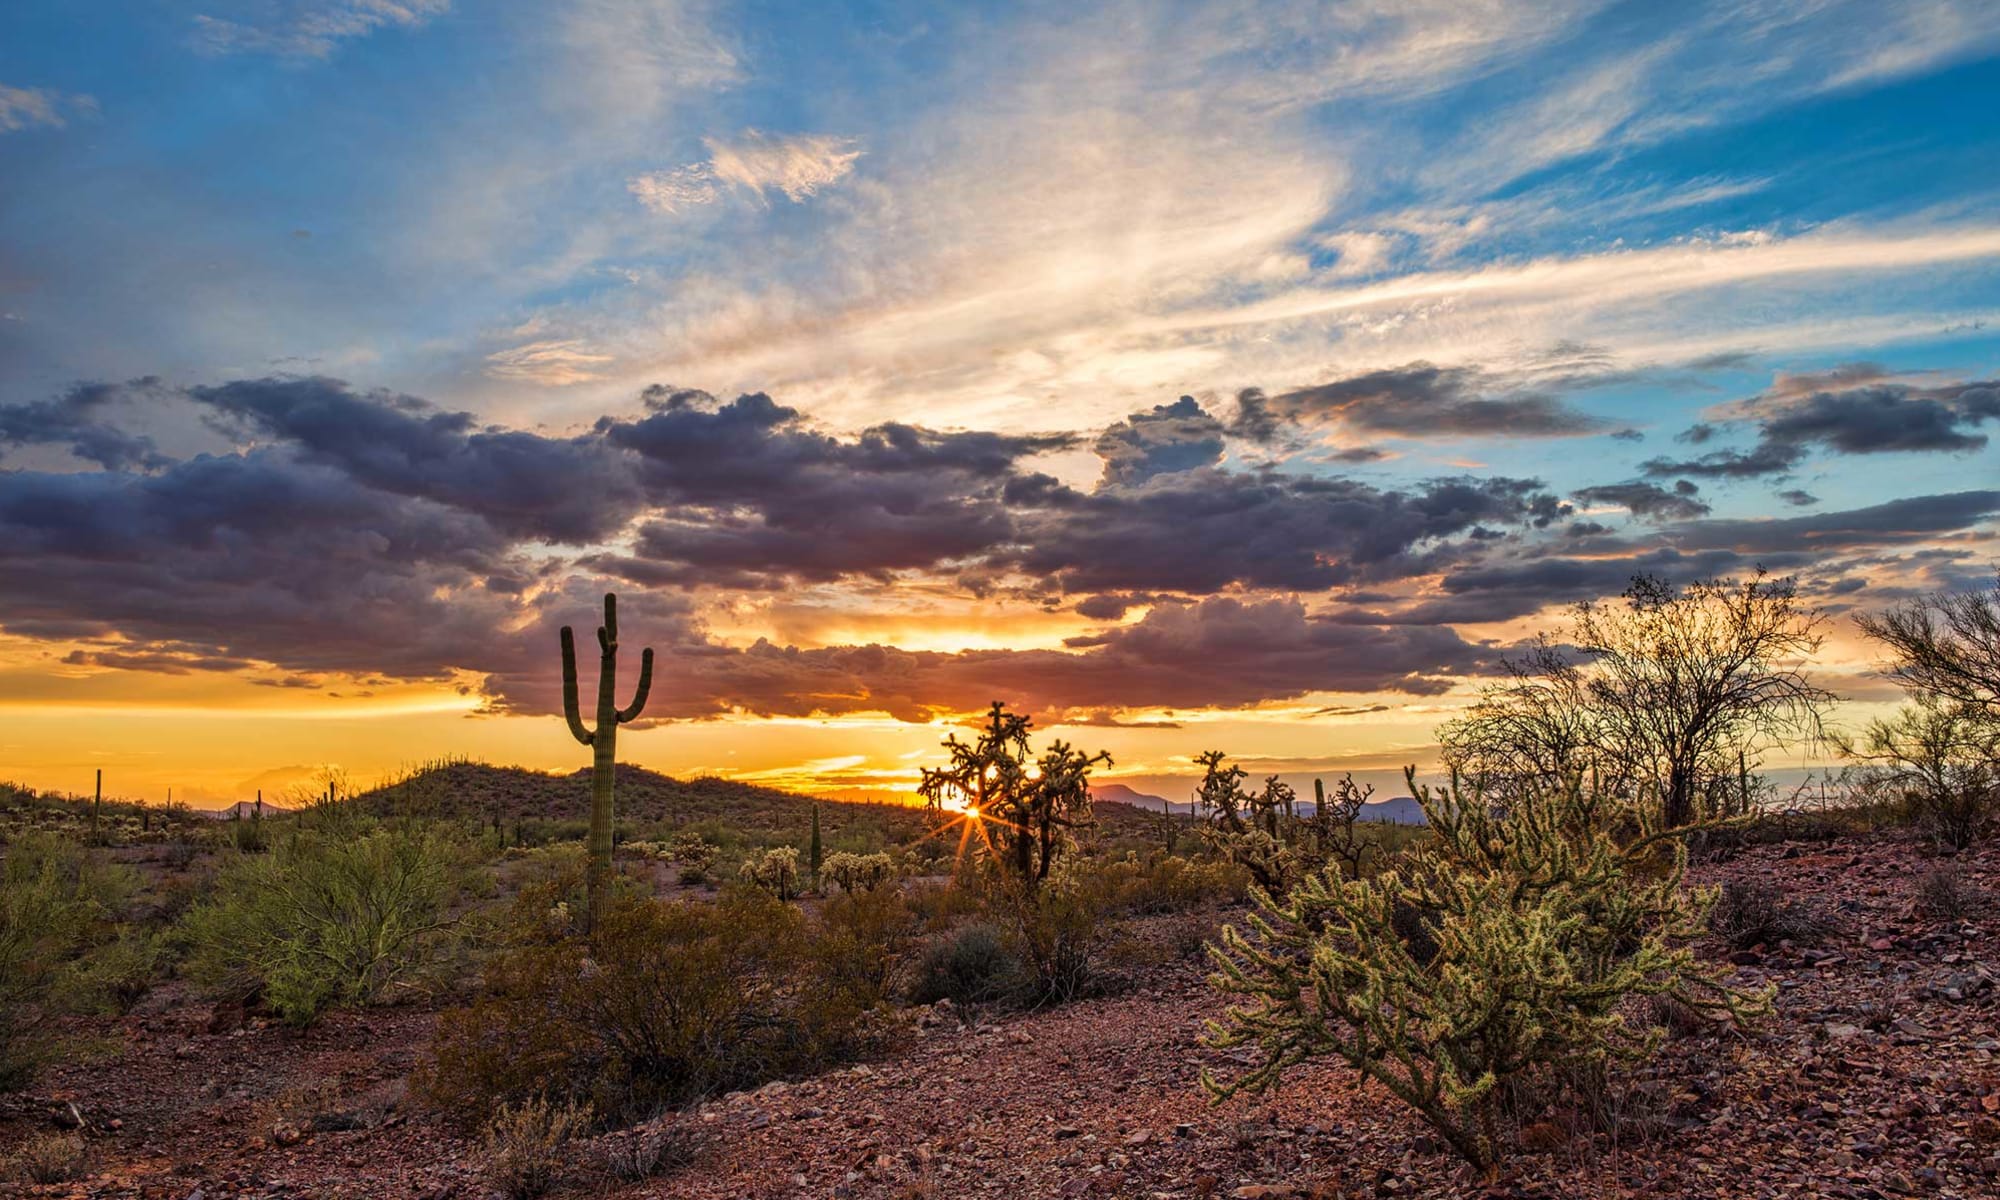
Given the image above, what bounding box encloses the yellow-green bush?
[179,821,483,1026]
[0,832,140,1089]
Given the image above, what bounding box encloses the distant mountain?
[205,798,290,820]
[1356,796,1428,826]
[1090,782,1175,812]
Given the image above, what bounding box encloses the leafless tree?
[1438,634,1605,794]
[1857,571,2000,718]
[1574,572,1835,827]
[1845,700,1999,849]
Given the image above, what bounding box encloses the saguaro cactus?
[560,592,655,930]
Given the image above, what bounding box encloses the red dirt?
[5,831,1997,1200]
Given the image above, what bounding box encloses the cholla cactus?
[667,834,719,884]
[918,701,1109,890]
[1203,768,1768,1172]
[559,593,655,932]
[822,850,893,893]
[738,846,801,900]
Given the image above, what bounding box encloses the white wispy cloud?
[629,130,863,215]
[0,84,97,133]
[191,1,450,59]
[484,338,614,386]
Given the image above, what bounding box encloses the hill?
[348,761,1171,849]
[1090,782,1174,812]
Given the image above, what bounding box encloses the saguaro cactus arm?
[559,626,595,746]
[617,647,654,724]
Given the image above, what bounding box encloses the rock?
[1823,1022,1865,1041]
[1231,1186,1298,1199]
[1124,1129,1154,1147]
[1054,1126,1082,1139]
[270,1123,302,1147]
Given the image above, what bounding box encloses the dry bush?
[1708,878,1834,950]
[1916,865,1973,923]
[3,1131,88,1184]
[600,1122,697,1181]
[480,1097,590,1199]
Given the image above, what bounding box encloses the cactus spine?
[560,592,655,931]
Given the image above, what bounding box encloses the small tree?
[1204,770,1766,1172]
[917,701,1109,891]
[822,851,894,894]
[1438,635,1605,794]
[1847,701,1999,849]
[1571,573,1833,827]
[1858,571,2000,718]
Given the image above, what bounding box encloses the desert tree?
[1857,571,2000,717]
[1846,700,1999,849]
[1438,634,1606,795]
[1572,572,1834,827]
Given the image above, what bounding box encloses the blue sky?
[2,1,1998,801]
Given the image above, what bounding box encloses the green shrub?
[1204,770,1768,1171]
[180,821,481,1025]
[0,832,138,1089]
[910,922,1015,1007]
[418,888,883,1125]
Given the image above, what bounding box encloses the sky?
[2,0,1998,807]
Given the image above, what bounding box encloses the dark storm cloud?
[1250,363,1612,440]
[992,470,1567,595]
[1572,479,1710,521]
[0,378,171,470]
[190,376,644,544]
[1093,396,1228,483]
[1643,377,1999,477]
[9,368,1993,725]
[1778,489,1819,507]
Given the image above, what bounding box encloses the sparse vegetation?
[1708,877,1834,950]
[0,831,140,1089]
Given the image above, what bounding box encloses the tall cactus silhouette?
[560,593,655,930]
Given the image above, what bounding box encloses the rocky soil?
[4,831,1997,1199]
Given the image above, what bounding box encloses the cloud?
[483,339,615,386]
[1778,489,1819,507]
[190,1,450,59]
[1572,479,1710,522]
[1249,363,1612,440]
[0,84,96,133]
[0,378,172,470]
[630,130,863,215]
[1093,397,1228,484]
[1643,375,2000,476]
[188,376,645,544]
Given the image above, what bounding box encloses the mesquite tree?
[560,593,655,930]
